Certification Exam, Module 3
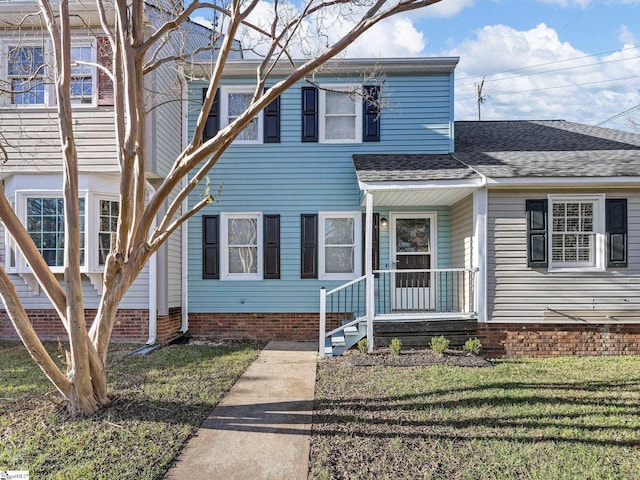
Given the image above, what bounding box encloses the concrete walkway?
[165,341,318,480]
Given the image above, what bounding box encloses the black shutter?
[363,85,381,142]
[203,88,220,141]
[362,213,380,275]
[526,199,548,268]
[264,215,281,279]
[606,198,627,268]
[203,215,219,279]
[263,90,280,143]
[301,87,318,142]
[301,214,318,278]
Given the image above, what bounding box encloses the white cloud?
[236,1,431,58]
[619,25,638,45]
[445,23,640,131]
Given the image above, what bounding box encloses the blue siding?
[188,72,454,313]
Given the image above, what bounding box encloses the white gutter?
[178,66,189,333]
[146,180,158,345]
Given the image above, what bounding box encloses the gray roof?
[353,154,480,182]
[455,120,640,178]
[353,120,640,184]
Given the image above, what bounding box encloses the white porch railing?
[319,268,478,356]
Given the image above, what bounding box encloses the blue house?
[185,57,640,358]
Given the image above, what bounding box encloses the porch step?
[374,319,477,348]
[324,318,367,356]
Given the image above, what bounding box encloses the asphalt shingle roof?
[352,154,480,182]
[353,120,640,183]
[455,120,640,178]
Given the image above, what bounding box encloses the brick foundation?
[478,323,640,358]
[157,307,183,343]
[0,309,150,343]
[187,312,340,342]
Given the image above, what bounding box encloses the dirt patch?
[323,348,493,367]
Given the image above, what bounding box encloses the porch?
[320,153,487,356]
[319,267,478,356]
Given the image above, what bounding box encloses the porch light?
[380,217,388,227]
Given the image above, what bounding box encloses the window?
[70,46,94,104]
[5,43,97,107]
[26,197,85,267]
[319,85,362,143]
[98,199,119,265]
[220,86,262,143]
[221,213,263,279]
[549,195,604,270]
[8,46,45,105]
[319,212,361,280]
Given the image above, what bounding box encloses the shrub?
[463,337,482,355]
[357,338,368,354]
[430,335,449,355]
[389,338,402,355]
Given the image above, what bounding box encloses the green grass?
[0,340,260,479]
[311,356,640,480]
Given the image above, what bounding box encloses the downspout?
[146,180,158,345]
[178,66,189,333]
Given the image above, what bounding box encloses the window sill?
[319,273,360,281]
[221,274,263,281]
[547,266,606,273]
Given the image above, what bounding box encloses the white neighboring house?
[0,0,241,343]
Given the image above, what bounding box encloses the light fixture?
[380,217,388,227]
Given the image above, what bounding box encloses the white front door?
[390,213,436,311]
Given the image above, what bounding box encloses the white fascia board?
[186,57,460,78]
[358,177,485,191]
[485,176,640,187]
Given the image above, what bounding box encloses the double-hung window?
[220,86,262,143]
[549,195,605,270]
[319,85,362,143]
[98,199,119,266]
[8,46,45,105]
[5,43,96,107]
[70,46,94,104]
[10,191,120,274]
[319,212,361,280]
[26,196,85,268]
[221,213,263,279]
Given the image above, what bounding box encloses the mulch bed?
[322,348,493,367]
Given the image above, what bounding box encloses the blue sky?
[194,0,640,131]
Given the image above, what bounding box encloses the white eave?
[359,177,484,207]
[185,57,460,78]
[484,176,640,188]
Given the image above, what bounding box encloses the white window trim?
[13,190,89,274]
[90,194,119,272]
[319,211,362,280]
[548,194,606,272]
[2,40,51,108]
[220,85,263,144]
[8,190,120,275]
[1,37,98,109]
[318,84,363,144]
[220,212,263,280]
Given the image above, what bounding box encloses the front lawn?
[0,340,260,479]
[311,355,640,480]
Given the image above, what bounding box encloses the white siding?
[148,62,184,309]
[0,108,119,173]
[487,188,640,323]
[450,194,473,269]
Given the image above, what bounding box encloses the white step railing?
[319,268,478,356]
[319,275,366,356]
